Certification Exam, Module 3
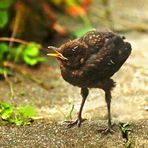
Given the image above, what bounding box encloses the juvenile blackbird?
[47,30,132,132]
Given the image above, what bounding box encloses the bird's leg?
[77,87,89,125]
[97,79,116,133]
[98,90,114,133]
[66,87,89,128]
[105,91,112,131]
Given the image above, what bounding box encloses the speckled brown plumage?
[48,30,132,132]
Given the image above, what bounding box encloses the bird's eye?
[72,46,78,52]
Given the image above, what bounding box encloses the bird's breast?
[60,66,85,87]
[60,64,103,88]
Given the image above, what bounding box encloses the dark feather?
[59,31,131,88]
[48,30,132,130]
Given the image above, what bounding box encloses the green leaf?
[0,102,13,120]
[23,56,38,66]
[23,42,41,66]
[14,44,25,62]
[0,11,8,28]
[17,105,36,117]
[14,119,24,126]
[0,43,9,60]
[0,68,7,75]
[24,43,41,57]
[0,102,36,126]
[0,0,13,9]
[0,43,8,52]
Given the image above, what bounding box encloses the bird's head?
[47,40,88,69]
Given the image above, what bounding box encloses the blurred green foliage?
[0,0,93,77]
[0,42,45,66]
[0,67,12,76]
[0,11,8,28]
[0,0,13,28]
[22,43,44,66]
[0,102,13,120]
[0,43,8,60]
[0,0,13,9]
[17,105,36,118]
[0,0,45,75]
[0,102,36,126]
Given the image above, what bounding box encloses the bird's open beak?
[47,46,68,60]
[47,53,68,60]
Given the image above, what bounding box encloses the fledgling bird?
[47,30,132,132]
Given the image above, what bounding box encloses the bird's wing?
[81,35,131,79]
[79,31,105,54]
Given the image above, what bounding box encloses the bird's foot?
[97,127,114,134]
[64,118,86,128]
[97,124,115,134]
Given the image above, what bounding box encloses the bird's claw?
[97,127,114,134]
[64,118,86,128]
[97,124,115,134]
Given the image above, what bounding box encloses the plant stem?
[4,71,14,100]
[0,37,29,45]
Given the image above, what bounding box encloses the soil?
[0,120,147,148]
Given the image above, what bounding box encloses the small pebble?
[144,106,148,111]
